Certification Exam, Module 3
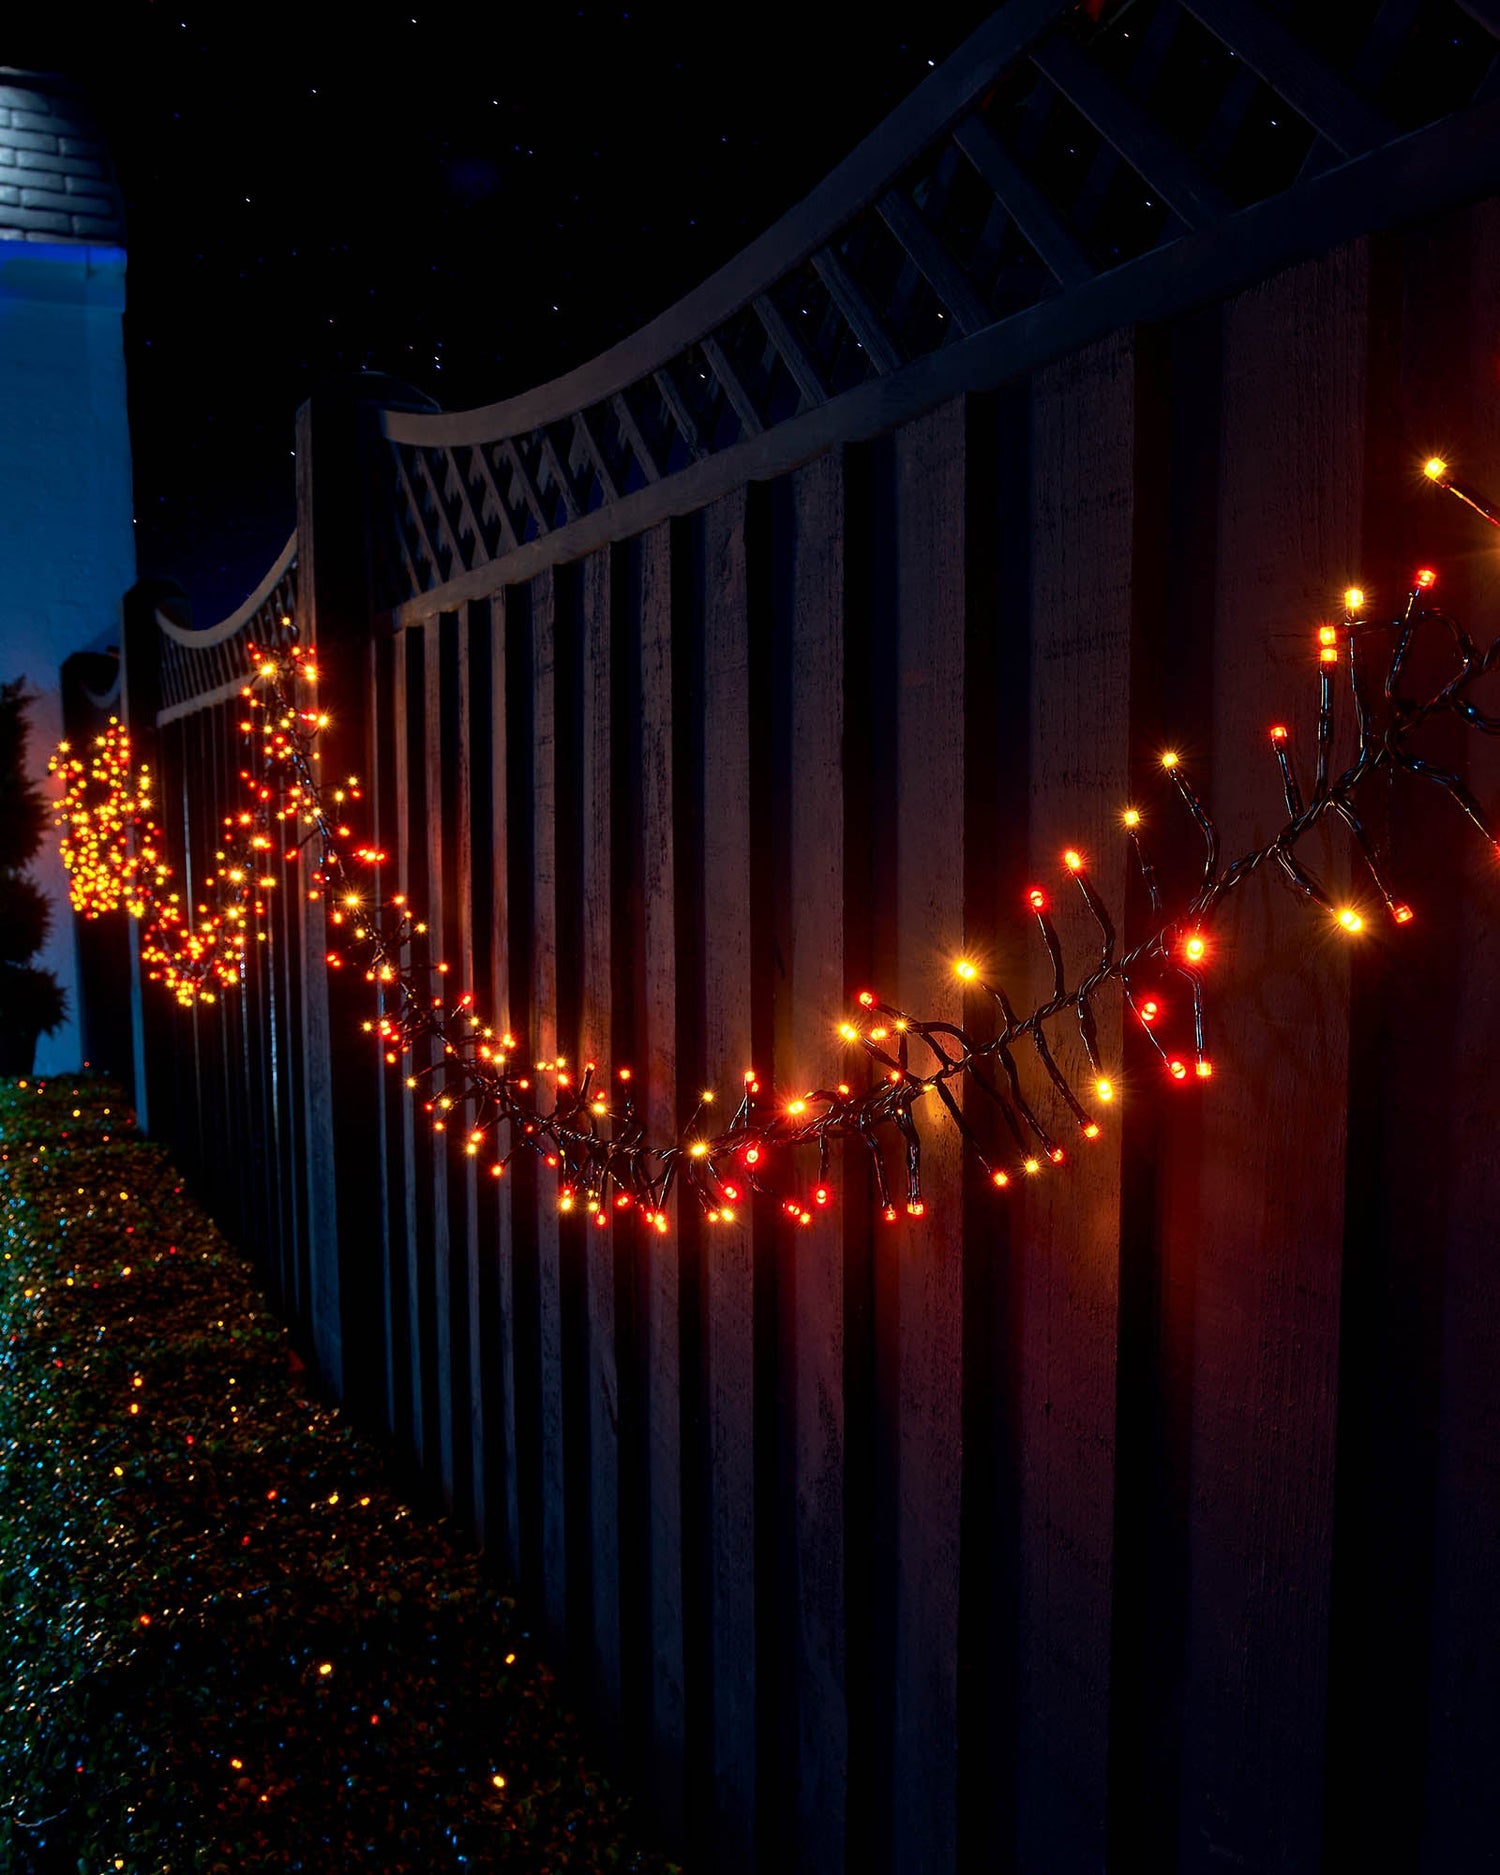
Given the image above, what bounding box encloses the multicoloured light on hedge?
[47,719,167,920]
[0,1079,673,1872]
[57,457,1500,1227]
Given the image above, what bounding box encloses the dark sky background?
[10,1,1000,620]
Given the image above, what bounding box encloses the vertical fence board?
[639,518,687,1832]
[419,618,456,1505]
[372,632,405,1441]
[437,611,476,1519]
[889,399,966,1874]
[1012,332,1134,1869]
[462,601,495,1542]
[780,451,848,1872]
[1164,248,1364,1873]
[487,592,522,1575]
[1418,199,1500,1870]
[580,545,623,1727]
[392,633,426,1465]
[698,485,757,1868]
[530,567,568,1639]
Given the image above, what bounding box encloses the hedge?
[0,1077,679,1874]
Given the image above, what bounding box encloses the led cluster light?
[49,719,168,920]
[54,456,1500,1227]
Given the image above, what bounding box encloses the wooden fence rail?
[84,4,1500,1868]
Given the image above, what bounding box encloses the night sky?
[12,2,998,620]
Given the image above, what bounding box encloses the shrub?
[0,1078,678,1874]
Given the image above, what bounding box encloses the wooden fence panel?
[109,197,1500,1875]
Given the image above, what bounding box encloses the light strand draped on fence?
[56,458,1500,1228]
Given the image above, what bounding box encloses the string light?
[56,456,1500,1225]
[48,719,168,919]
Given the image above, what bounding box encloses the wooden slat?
[1322,205,1500,1871]
[372,633,406,1443]
[463,443,521,558]
[1014,332,1132,1866]
[611,389,663,483]
[654,365,707,461]
[1060,0,1183,243]
[403,626,443,1485]
[438,610,477,1521]
[489,591,522,1575]
[951,112,1096,289]
[573,409,621,505]
[753,291,829,409]
[780,451,848,1868]
[1417,191,1500,1869]
[453,602,487,1536]
[639,518,687,1831]
[1182,0,1394,157]
[421,619,458,1505]
[877,188,993,336]
[1029,34,1234,231]
[811,245,904,375]
[414,450,469,578]
[500,438,551,535]
[531,567,569,1640]
[390,633,425,1464]
[538,430,584,525]
[887,398,966,1872]
[580,545,623,1728]
[440,451,488,575]
[391,445,444,585]
[701,334,766,439]
[1168,246,1362,1868]
[699,485,757,1866]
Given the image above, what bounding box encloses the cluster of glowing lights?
[132,632,345,1008]
[59,452,1500,1229]
[48,719,167,919]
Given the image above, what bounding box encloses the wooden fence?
[90,4,1500,1868]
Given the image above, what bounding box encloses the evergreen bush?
[0,679,66,1073]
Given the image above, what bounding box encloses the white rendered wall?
[0,241,135,1074]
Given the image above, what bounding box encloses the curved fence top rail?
[154,531,298,649]
[154,535,299,727]
[375,0,1500,620]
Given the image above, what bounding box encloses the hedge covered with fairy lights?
[0,1077,678,1874]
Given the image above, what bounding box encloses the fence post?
[293,374,434,1419]
[118,578,187,1137]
